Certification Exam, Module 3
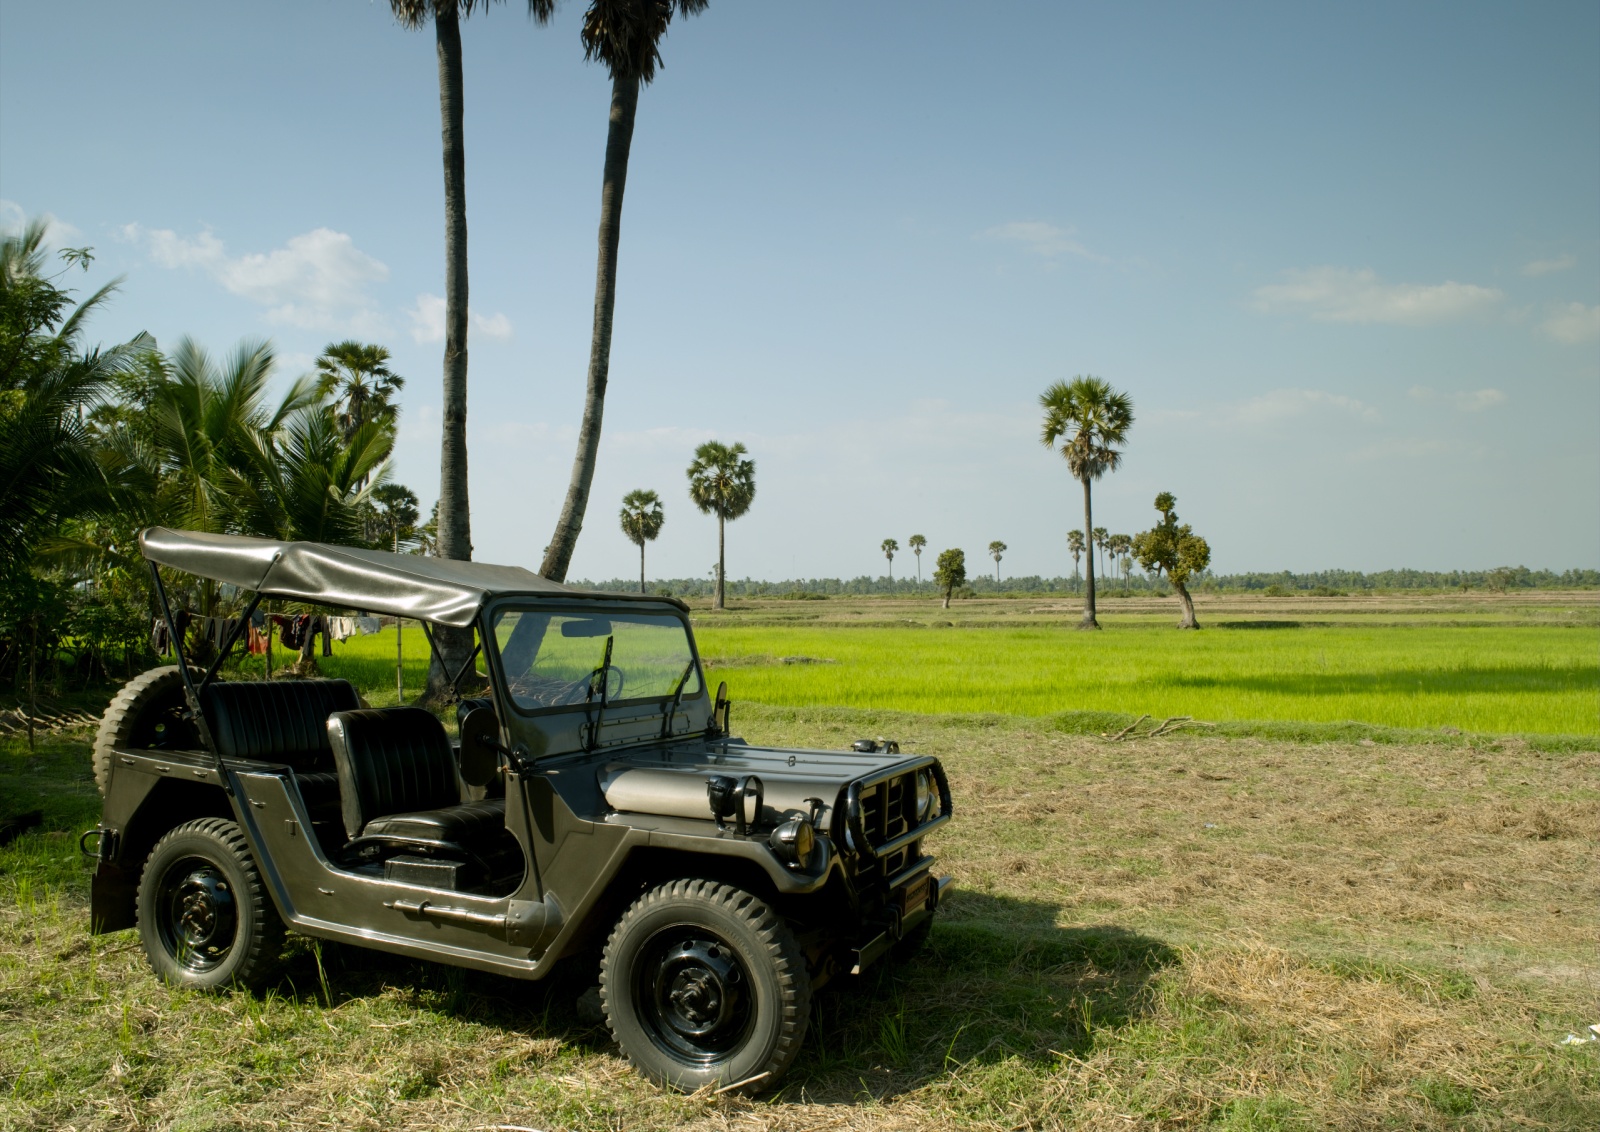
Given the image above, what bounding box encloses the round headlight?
[769,816,816,867]
[915,770,934,820]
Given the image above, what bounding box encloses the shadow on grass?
[263,888,1175,1106]
[788,890,1177,1103]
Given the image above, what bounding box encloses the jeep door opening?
[88,527,952,1094]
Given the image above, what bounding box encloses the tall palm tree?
[315,340,404,439]
[389,0,554,699]
[686,440,754,611]
[619,488,665,593]
[881,538,898,582]
[988,540,1007,583]
[908,533,926,583]
[540,0,708,583]
[1093,526,1109,585]
[1067,529,1085,591]
[1040,376,1134,630]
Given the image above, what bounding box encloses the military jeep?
[86,528,952,1094]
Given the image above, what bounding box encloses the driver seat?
[326,708,513,870]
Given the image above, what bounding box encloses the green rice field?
[693,624,1595,735]
[310,592,1600,738]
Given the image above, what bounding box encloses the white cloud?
[1348,436,1456,462]
[1408,386,1505,412]
[408,293,446,343]
[979,221,1107,263]
[474,311,512,339]
[407,293,513,342]
[1538,302,1600,345]
[1521,254,1575,277]
[123,223,389,333]
[1252,267,1502,326]
[1,199,84,246]
[1233,388,1381,426]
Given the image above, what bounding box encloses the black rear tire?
[137,818,284,992]
[600,879,810,1095]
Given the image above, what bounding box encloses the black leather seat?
[327,707,511,866]
[362,799,508,845]
[201,679,359,821]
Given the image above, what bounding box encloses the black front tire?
[137,818,285,992]
[600,879,810,1095]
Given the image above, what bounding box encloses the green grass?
[691,623,1598,736]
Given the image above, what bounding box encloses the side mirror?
[712,680,730,736]
[457,705,503,787]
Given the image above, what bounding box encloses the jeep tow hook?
[79,826,118,861]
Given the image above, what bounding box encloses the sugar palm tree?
[1067,529,1085,591]
[881,538,898,582]
[389,0,555,698]
[988,540,1006,583]
[1093,526,1109,584]
[619,488,665,593]
[686,440,754,611]
[315,341,404,439]
[540,0,709,583]
[1040,376,1134,629]
[1110,533,1132,587]
[908,533,926,582]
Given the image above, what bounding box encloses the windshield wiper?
[661,659,696,739]
[585,635,614,752]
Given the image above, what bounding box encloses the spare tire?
[93,666,204,795]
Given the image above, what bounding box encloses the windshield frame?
[482,598,707,720]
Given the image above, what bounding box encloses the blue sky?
[3,1,1596,580]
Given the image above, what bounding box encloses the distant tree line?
[571,565,1598,599]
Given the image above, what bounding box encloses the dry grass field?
[3,697,1597,1131]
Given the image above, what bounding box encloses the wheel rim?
[155,855,238,972]
[633,926,754,1066]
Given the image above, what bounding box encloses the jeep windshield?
[492,608,703,713]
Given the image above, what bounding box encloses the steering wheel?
[589,665,625,701]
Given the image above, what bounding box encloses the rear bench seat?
[200,679,360,822]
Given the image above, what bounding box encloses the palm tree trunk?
[715,512,726,610]
[1080,478,1099,629]
[428,5,475,700]
[540,73,640,583]
[639,540,646,595]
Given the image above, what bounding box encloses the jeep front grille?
[842,758,951,879]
